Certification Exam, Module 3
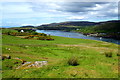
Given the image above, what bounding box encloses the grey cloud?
[29,2,49,12]
[94,3,118,17]
[28,2,59,12]
[56,2,109,13]
[56,2,118,18]
[28,1,118,18]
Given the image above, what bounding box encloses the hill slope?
[2,28,119,78]
[36,20,120,29]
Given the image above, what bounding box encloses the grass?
[1,29,18,33]
[2,31,119,78]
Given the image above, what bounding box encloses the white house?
[20,30,24,32]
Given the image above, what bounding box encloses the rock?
[2,55,11,60]
[16,62,32,69]
[0,56,1,60]
[25,46,29,47]
[23,62,31,65]
[6,48,11,51]
[22,60,27,64]
[34,61,48,67]
[13,58,26,64]
[16,61,48,69]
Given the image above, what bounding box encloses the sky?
[0,0,119,27]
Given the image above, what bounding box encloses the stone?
[13,58,26,64]
[2,55,11,60]
[16,62,32,69]
[16,61,48,69]
[22,62,32,66]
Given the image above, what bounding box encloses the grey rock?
[16,61,48,69]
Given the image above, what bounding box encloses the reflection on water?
[36,30,120,45]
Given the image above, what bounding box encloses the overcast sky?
[0,0,119,27]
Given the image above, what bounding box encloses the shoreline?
[36,29,120,45]
[37,29,120,41]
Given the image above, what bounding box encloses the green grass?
[2,34,119,78]
[1,29,18,33]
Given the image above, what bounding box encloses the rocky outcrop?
[2,54,48,69]
[16,61,48,69]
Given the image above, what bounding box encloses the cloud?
[1,0,119,2]
[56,2,108,13]
[1,1,119,27]
[2,2,33,14]
[67,16,86,20]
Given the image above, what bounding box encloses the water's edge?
[36,30,120,45]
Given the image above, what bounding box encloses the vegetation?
[75,21,120,33]
[104,52,113,57]
[68,56,79,66]
[1,28,54,41]
[117,53,120,56]
[36,20,120,40]
[1,28,119,78]
[1,28,18,35]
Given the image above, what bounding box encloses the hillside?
[36,21,99,30]
[39,21,99,27]
[37,20,119,28]
[93,20,120,33]
[1,28,119,78]
[74,20,120,40]
[19,20,120,33]
[11,20,120,39]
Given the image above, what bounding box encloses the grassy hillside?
[73,20,120,40]
[75,20,120,33]
[1,29,119,78]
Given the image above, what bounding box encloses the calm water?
[36,30,120,45]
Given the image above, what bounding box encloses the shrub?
[24,36,30,39]
[45,37,54,40]
[7,32,11,35]
[32,32,38,35]
[105,52,112,57]
[10,32,17,36]
[117,53,120,56]
[38,33,43,36]
[40,33,47,36]
[9,32,31,36]
[43,34,47,36]
[34,35,40,37]
[68,56,79,66]
[37,36,45,40]
[28,35,34,38]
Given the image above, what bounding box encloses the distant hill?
[93,20,120,33]
[21,25,35,28]
[73,20,120,40]
[39,21,99,27]
[20,20,120,33]
[17,20,120,39]
[36,20,120,31]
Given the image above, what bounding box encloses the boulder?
[34,61,47,67]
[16,61,48,69]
